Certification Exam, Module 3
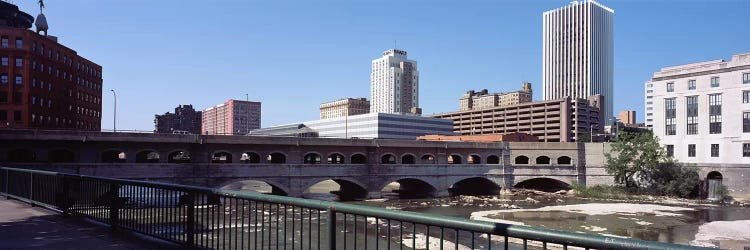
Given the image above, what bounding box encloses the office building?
[260,113,453,139]
[0,2,102,130]
[645,81,654,129]
[370,49,421,115]
[320,98,370,119]
[619,110,636,126]
[648,52,750,165]
[202,99,261,135]
[154,104,202,134]
[542,0,614,120]
[433,95,604,142]
[249,123,318,138]
[460,82,533,111]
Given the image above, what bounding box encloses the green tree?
[604,131,667,188]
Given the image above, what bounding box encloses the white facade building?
[644,81,654,128]
[370,49,420,115]
[649,52,750,165]
[304,113,453,139]
[542,0,614,120]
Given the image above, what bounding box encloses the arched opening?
[707,171,724,201]
[351,153,367,164]
[101,150,127,163]
[381,154,396,164]
[401,154,416,164]
[420,154,436,164]
[328,153,345,164]
[304,153,322,164]
[486,155,500,164]
[48,149,75,163]
[241,152,261,163]
[536,156,551,165]
[449,177,500,196]
[221,180,287,196]
[514,178,571,192]
[304,179,368,201]
[448,154,463,164]
[135,150,160,163]
[381,178,437,199]
[267,152,286,164]
[168,150,191,163]
[7,149,36,162]
[557,156,572,165]
[514,155,529,165]
[211,151,233,163]
[467,155,481,164]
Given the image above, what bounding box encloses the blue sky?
[17,0,749,130]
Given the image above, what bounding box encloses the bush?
[570,182,630,200]
[646,161,700,198]
[715,185,730,201]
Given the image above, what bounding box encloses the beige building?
[459,82,533,111]
[619,110,636,125]
[434,95,604,142]
[320,98,370,119]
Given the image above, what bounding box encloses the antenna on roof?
[38,0,45,13]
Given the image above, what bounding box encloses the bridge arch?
[449,177,500,196]
[557,156,572,165]
[514,155,529,165]
[303,152,322,164]
[267,152,287,164]
[467,154,481,164]
[486,155,501,164]
[101,149,127,163]
[48,148,75,163]
[514,177,571,192]
[135,150,160,163]
[401,153,416,164]
[350,153,367,164]
[380,178,438,198]
[327,152,345,164]
[448,154,463,164]
[219,179,289,196]
[536,156,551,165]
[303,178,369,201]
[241,152,261,163]
[381,153,396,164]
[211,151,233,163]
[167,150,191,163]
[7,148,36,162]
[420,154,436,164]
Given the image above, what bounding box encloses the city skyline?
[10,0,749,131]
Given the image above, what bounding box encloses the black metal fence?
[1,167,709,250]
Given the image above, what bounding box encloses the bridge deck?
[0,199,179,249]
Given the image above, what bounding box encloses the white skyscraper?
[542,0,614,120]
[370,49,421,115]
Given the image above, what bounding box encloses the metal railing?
[0,167,709,250]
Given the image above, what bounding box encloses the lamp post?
[110,89,117,133]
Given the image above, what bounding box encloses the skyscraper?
[202,99,261,135]
[542,0,614,120]
[370,49,420,115]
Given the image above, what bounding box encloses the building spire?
[38,0,45,13]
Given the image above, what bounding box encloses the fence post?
[327,206,336,250]
[185,192,196,248]
[29,172,34,206]
[109,183,121,230]
[3,169,8,198]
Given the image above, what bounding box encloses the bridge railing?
[1,167,708,250]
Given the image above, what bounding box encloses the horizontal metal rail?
[1,167,710,250]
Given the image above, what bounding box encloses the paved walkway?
[0,199,180,250]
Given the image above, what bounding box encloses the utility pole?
[110,89,117,132]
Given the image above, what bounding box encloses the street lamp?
[110,89,117,132]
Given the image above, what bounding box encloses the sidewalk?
[0,199,180,250]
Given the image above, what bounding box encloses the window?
[14,75,22,85]
[15,38,22,48]
[0,74,7,84]
[0,110,5,121]
[711,77,720,87]
[32,60,35,70]
[1,37,8,48]
[744,144,750,157]
[711,144,719,157]
[688,144,696,157]
[664,98,676,135]
[666,145,674,157]
[0,91,6,103]
[646,90,653,93]
[688,80,696,90]
[745,91,750,104]
[686,96,698,135]
[12,92,20,105]
[744,73,750,84]
[1,56,7,66]
[744,112,750,133]
[31,96,35,105]
[14,58,21,67]
[666,82,674,92]
[32,41,36,52]
[709,94,722,134]
[13,110,20,122]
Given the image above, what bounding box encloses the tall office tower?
[202,99,261,135]
[542,0,614,120]
[618,110,636,125]
[370,49,421,115]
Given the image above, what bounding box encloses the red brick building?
[0,2,102,131]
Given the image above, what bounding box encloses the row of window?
[664,94,723,135]
[666,74,750,93]
[666,143,750,158]
[0,36,23,49]
[0,91,22,105]
[0,35,102,78]
[0,74,22,85]
[28,113,99,130]
[0,110,22,122]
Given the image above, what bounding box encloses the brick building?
[0,2,102,130]
[459,82,533,111]
[154,104,202,134]
[202,99,261,135]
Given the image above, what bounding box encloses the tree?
[604,131,667,188]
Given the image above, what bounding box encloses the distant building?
[260,113,453,139]
[370,49,421,115]
[320,98,370,119]
[202,99,261,135]
[459,82,532,111]
[249,123,318,138]
[154,105,202,134]
[417,133,539,142]
[0,2,103,131]
[433,95,604,142]
[543,0,614,120]
[619,110,636,125]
